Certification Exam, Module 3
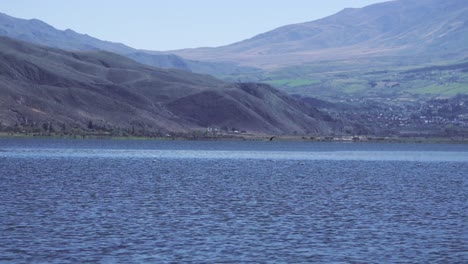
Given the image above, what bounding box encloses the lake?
[0,138,466,263]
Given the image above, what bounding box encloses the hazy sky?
[1,0,388,51]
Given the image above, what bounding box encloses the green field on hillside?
[248,59,468,101]
[408,83,468,96]
[265,78,321,87]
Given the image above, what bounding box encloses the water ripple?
[0,139,466,263]
[1,148,467,162]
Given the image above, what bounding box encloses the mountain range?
[4,0,467,71]
[0,0,466,137]
[170,0,468,68]
[0,12,257,76]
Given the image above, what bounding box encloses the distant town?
[322,94,468,138]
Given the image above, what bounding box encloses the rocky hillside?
[0,37,337,136]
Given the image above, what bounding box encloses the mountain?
[171,0,468,68]
[0,12,134,54]
[0,12,256,75]
[0,36,337,136]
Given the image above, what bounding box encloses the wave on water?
[1,148,467,162]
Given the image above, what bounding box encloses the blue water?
[0,138,467,263]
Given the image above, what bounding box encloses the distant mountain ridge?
[0,36,337,135]
[0,12,134,54]
[0,12,257,75]
[4,0,465,73]
[170,0,468,68]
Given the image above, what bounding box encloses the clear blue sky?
[1,0,387,51]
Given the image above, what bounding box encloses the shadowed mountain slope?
[0,37,337,135]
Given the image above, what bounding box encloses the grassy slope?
[224,59,468,101]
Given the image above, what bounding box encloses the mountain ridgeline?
[0,12,258,76]
[170,0,468,68]
[0,37,338,136]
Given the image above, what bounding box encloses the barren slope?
[0,37,337,135]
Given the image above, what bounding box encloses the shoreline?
[1,132,467,144]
